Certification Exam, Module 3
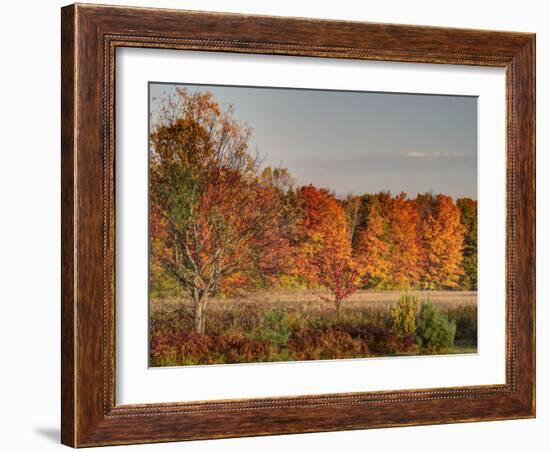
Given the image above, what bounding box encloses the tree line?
[150,88,477,334]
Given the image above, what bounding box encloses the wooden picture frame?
[61,3,535,447]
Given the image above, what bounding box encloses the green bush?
[415,303,456,354]
[253,306,291,347]
[389,294,419,351]
[391,294,419,338]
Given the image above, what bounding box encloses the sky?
[150,82,477,200]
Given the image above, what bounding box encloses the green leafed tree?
[457,198,478,290]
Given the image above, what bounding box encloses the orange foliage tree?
[353,192,472,290]
[418,194,465,289]
[295,186,366,316]
[386,193,424,288]
[354,204,391,287]
[150,89,288,334]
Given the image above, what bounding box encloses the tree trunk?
[200,298,207,333]
[193,296,206,334]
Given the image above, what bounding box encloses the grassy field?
[151,289,476,314]
[149,290,477,366]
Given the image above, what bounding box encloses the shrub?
[389,294,419,351]
[387,331,416,353]
[149,330,276,366]
[288,327,370,361]
[415,303,456,354]
[253,306,291,347]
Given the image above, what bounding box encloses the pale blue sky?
[150,82,477,199]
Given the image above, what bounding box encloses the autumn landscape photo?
[148,83,478,366]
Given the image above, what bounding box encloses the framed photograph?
[61,4,535,447]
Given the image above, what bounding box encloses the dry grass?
[150,289,477,315]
